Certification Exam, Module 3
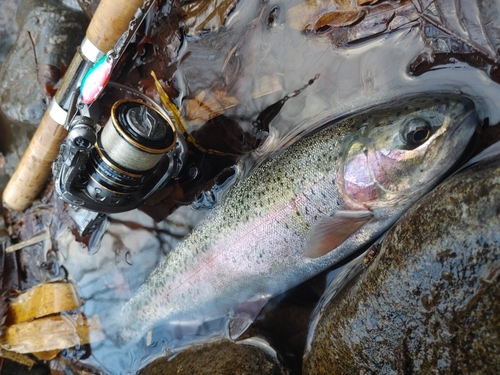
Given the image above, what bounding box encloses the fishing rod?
[5,0,190,236]
[2,0,155,212]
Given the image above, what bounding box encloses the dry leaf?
[287,0,365,31]
[185,90,239,122]
[314,9,365,30]
[8,282,80,324]
[33,349,60,360]
[251,75,283,99]
[0,314,103,354]
[182,0,238,36]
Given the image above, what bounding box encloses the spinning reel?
[53,94,187,235]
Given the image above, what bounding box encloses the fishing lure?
[80,54,114,105]
[79,0,156,106]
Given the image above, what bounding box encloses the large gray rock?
[0,0,21,65]
[304,156,500,374]
[0,0,87,124]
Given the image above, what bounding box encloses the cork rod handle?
[2,0,145,211]
[3,111,68,210]
[86,0,146,52]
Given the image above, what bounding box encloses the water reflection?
[175,0,500,163]
[60,207,204,372]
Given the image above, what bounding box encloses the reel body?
[53,98,186,235]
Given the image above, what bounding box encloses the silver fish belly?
[121,95,479,341]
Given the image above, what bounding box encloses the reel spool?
[85,99,176,204]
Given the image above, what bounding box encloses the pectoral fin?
[304,210,374,258]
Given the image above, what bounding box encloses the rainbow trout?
[121,95,479,341]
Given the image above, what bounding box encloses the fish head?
[339,95,479,209]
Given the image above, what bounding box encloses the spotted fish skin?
[121,95,478,341]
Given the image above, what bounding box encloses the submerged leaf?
[193,115,257,155]
[287,0,365,31]
[182,0,239,36]
[33,349,60,360]
[413,0,500,62]
[314,10,365,30]
[251,75,283,99]
[0,314,103,354]
[185,90,239,123]
[7,282,80,324]
[152,71,240,157]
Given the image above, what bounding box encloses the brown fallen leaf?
[327,0,417,45]
[185,90,239,123]
[7,282,80,325]
[0,314,103,354]
[182,0,238,36]
[287,0,365,31]
[314,9,365,30]
[32,349,60,361]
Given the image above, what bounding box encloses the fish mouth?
[442,105,480,160]
[417,98,479,161]
[444,107,481,169]
[416,103,480,188]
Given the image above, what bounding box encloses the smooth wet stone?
[0,0,86,124]
[304,157,500,374]
[139,339,288,375]
[0,0,21,65]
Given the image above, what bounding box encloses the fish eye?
[402,118,432,146]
